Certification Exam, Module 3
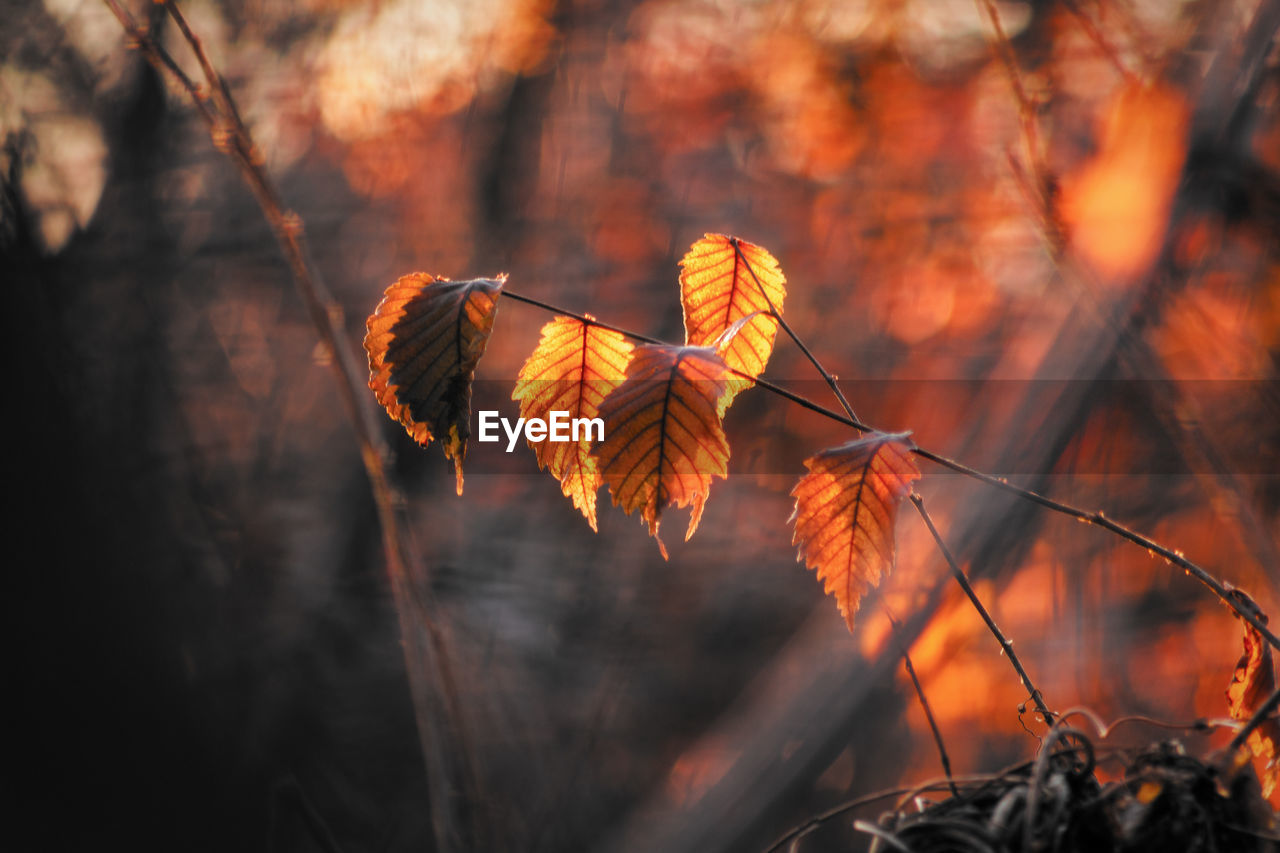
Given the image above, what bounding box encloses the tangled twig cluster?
[772,726,1280,853]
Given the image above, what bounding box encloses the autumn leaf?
[1226,596,1280,797]
[592,344,733,558]
[365,273,504,495]
[679,234,786,406]
[1058,80,1190,282]
[790,432,921,631]
[512,316,634,531]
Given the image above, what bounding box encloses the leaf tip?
[649,517,669,560]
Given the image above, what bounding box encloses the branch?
[975,0,1046,211]
[886,609,958,797]
[1062,0,1136,80]
[101,3,477,850]
[496,288,1280,653]
[728,236,860,424]
[909,493,1055,726]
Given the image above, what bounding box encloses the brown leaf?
[512,316,634,531]
[790,432,920,631]
[679,234,786,406]
[365,273,504,495]
[1227,597,1280,797]
[591,344,733,558]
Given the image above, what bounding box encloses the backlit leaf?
[512,316,634,531]
[1059,80,1189,282]
[592,344,733,558]
[365,273,504,495]
[790,432,920,631]
[1226,598,1280,798]
[679,234,786,406]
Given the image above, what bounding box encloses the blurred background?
[6,0,1280,850]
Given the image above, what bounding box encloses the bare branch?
[101,2,478,849]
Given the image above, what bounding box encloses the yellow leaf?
[680,234,786,407]
[512,316,634,531]
[592,344,733,558]
[364,273,504,495]
[790,433,921,631]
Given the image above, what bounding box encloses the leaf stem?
[909,494,1055,726]
[501,290,665,345]
[728,237,861,424]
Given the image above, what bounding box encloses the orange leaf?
[679,234,786,405]
[512,316,634,531]
[1227,601,1280,797]
[364,273,504,495]
[790,432,921,631]
[1059,80,1190,283]
[592,344,733,558]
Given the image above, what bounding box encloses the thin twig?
[975,0,1045,208]
[886,610,959,797]
[728,236,861,424]
[1054,706,1240,740]
[851,820,912,853]
[909,493,1055,726]
[267,777,348,853]
[762,754,1069,853]
[501,290,858,426]
[105,0,206,106]
[101,3,474,850]
[1062,0,1135,80]
[497,288,1280,653]
[762,785,929,853]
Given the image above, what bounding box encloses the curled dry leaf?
[679,233,786,407]
[790,432,920,631]
[512,316,634,531]
[1226,595,1280,798]
[592,344,733,558]
[365,273,504,495]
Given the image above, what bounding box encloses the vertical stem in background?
[885,610,958,796]
[101,2,476,849]
[909,493,1055,726]
[975,0,1046,211]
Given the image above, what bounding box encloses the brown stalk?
[727,236,861,425]
[886,609,959,797]
[975,0,1046,211]
[100,2,477,849]
[909,494,1055,726]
